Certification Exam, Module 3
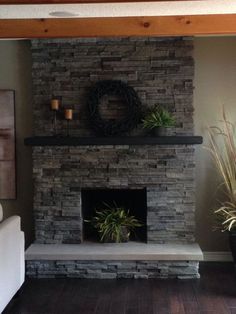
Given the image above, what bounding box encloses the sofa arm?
[0,215,21,233]
[0,216,25,313]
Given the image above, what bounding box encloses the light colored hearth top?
[25,242,203,261]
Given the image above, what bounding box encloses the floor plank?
[3,263,236,314]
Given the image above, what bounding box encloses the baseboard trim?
[203,251,233,262]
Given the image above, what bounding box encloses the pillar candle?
[51,99,59,110]
[65,109,73,120]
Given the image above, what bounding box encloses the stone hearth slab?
[25,242,203,261]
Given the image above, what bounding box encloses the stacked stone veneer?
[29,37,199,278]
[27,260,199,279]
[33,145,195,244]
[31,37,194,137]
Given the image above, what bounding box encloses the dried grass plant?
[207,107,236,232]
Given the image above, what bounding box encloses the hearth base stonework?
[26,260,200,279]
[27,37,202,279]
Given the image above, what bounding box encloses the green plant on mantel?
[142,105,175,130]
[87,202,142,243]
[206,108,236,232]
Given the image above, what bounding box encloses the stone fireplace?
[33,144,196,246]
[25,37,203,279]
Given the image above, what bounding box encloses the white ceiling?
[0,0,236,19]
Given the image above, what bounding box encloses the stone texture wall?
[31,37,196,245]
[33,145,195,244]
[27,260,199,279]
[31,37,194,137]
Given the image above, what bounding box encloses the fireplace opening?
[81,188,147,243]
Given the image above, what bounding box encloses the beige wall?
[1,37,236,251]
[194,37,236,251]
[0,41,33,247]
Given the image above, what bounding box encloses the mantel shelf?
[24,136,203,146]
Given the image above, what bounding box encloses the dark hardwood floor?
[3,263,236,314]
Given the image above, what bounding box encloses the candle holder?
[52,110,58,135]
[64,109,73,137]
[66,119,70,137]
[51,99,60,136]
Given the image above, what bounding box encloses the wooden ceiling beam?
[0,0,203,3]
[0,14,236,38]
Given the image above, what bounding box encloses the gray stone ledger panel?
[33,145,195,244]
[27,260,200,279]
[31,37,195,245]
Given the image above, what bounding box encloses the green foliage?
[214,202,236,232]
[88,202,142,243]
[207,107,236,232]
[142,105,175,129]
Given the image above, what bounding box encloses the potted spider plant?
[142,105,176,136]
[87,202,142,243]
[207,108,236,262]
[214,204,236,262]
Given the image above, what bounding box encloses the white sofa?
[0,207,25,313]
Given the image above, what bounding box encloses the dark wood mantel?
[24,136,203,146]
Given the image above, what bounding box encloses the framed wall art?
[0,90,16,199]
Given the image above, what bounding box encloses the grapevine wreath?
[87,80,142,136]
